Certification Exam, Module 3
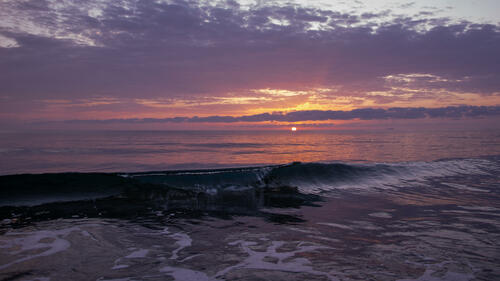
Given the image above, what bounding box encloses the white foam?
[160,266,217,281]
[317,222,353,230]
[112,247,151,270]
[0,227,88,270]
[111,256,129,270]
[317,221,383,231]
[178,254,203,263]
[214,240,340,280]
[125,249,149,258]
[368,212,392,218]
[111,264,130,270]
[81,230,98,241]
[161,227,193,260]
[306,235,341,243]
[287,226,322,234]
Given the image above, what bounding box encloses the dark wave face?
[1,156,499,227]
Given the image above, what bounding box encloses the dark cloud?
[59,106,500,124]
[0,0,499,104]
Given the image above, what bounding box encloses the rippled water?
[1,129,500,174]
[1,130,499,280]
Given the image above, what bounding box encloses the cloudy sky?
[1,0,499,129]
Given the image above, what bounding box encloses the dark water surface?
[1,130,499,280]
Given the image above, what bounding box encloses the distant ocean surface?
[1,129,500,175]
[1,129,500,280]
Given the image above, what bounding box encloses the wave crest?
[1,157,497,207]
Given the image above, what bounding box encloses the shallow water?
[1,130,500,280]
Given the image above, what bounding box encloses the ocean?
[1,129,500,280]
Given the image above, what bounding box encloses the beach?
[1,130,499,280]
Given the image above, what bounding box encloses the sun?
[291,127,297,131]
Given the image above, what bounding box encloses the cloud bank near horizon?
[58,106,500,124]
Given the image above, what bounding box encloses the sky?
[1,0,499,130]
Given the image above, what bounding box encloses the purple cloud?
[0,0,499,118]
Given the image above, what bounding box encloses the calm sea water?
[1,129,500,175]
[1,129,500,280]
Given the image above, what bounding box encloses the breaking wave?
[1,156,498,207]
[126,157,497,193]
